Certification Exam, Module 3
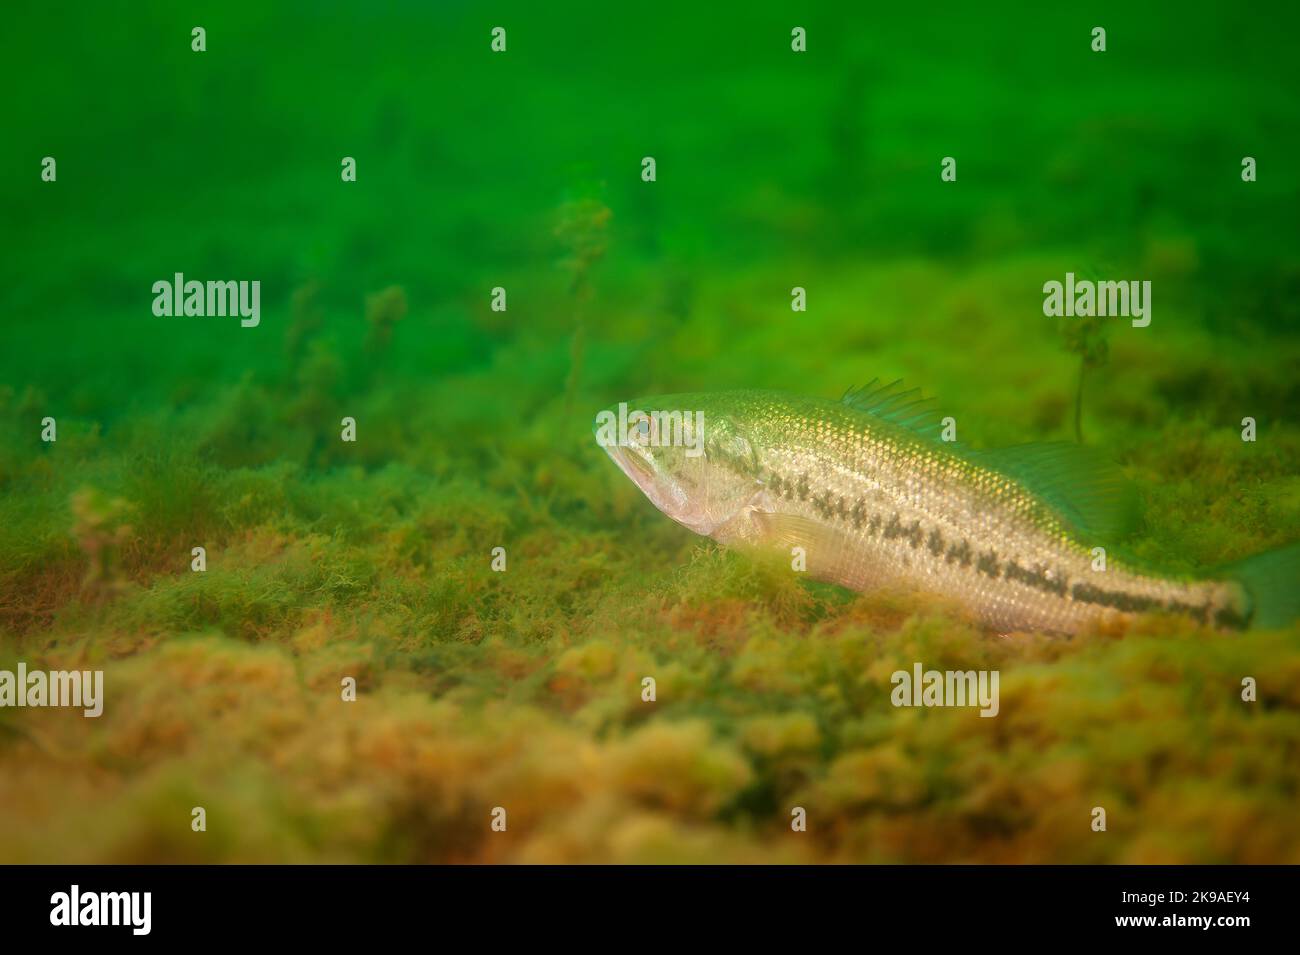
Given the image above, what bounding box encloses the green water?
[1,1,1298,863]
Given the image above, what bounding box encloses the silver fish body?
[596,388,1247,635]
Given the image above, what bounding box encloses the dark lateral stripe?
[1004,560,1068,597]
[946,539,973,567]
[976,550,1001,578]
[755,465,1238,626]
[1070,581,1160,614]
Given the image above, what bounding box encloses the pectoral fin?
[749,511,861,588]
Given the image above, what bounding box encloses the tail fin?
[1224,542,1300,630]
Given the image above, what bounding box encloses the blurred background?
[1,0,1298,863]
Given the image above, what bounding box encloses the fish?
[594,382,1299,635]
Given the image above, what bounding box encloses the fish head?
[593,393,763,537]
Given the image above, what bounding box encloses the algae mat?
[1,1,1298,863]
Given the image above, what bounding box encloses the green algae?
[1,0,1299,863]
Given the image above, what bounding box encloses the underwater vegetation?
[2,1,1300,863]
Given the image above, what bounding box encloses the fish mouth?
[602,442,659,495]
[599,440,702,530]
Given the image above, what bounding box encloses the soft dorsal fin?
[842,382,1136,540]
[970,442,1138,541]
[841,379,944,440]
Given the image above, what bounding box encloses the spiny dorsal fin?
[970,442,1138,541]
[841,379,945,441]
